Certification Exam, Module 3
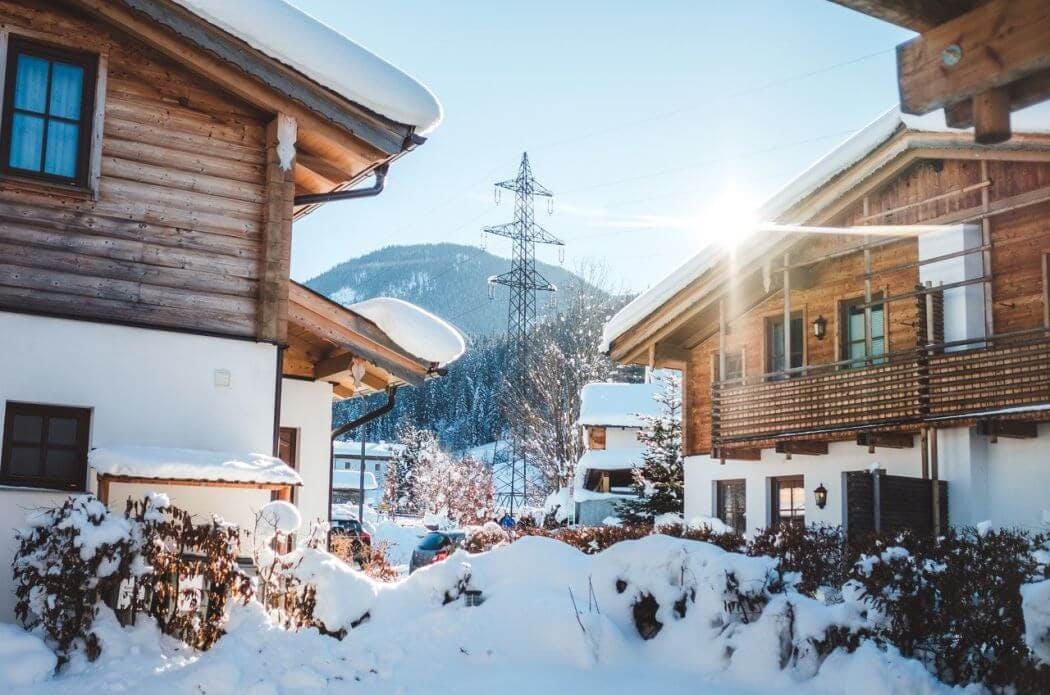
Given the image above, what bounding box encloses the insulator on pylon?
[480,231,487,250]
[558,247,565,264]
[495,187,501,205]
[547,197,553,215]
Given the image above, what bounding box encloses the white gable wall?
[0,310,278,621]
[279,378,334,530]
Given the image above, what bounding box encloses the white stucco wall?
[279,378,334,530]
[0,311,278,621]
[605,426,642,449]
[685,436,924,534]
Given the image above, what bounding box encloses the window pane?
[9,112,44,171]
[849,310,864,339]
[13,54,48,113]
[871,306,885,340]
[44,449,77,480]
[48,62,84,119]
[7,446,40,476]
[11,414,43,443]
[850,340,866,361]
[44,120,79,177]
[47,417,78,445]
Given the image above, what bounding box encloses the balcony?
[711,328,1050,451]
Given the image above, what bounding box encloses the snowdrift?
[3,534,963,694]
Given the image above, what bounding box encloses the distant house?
[0,0,462,622]
[331,468,380,506]
[571,382,661,525]
[333,440,402,500]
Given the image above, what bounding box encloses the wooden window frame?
[0,36,98,189]
[764,311,804,378]
[1,401,90,491]
[770,475,805,528]
[715,478,747,535]
[839,292,888,368]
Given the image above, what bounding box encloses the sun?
[696,186,758,253]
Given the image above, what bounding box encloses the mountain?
[305,243,596,336]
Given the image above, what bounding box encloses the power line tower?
[484,152,563,515]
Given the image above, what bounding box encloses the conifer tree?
[384,425,442,514]
[617,373,684,523]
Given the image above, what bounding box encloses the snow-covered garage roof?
[90,446,302,485]
[578,382,662,428]
[332,469,379,491]
[601,102,1050,354]
[173,0,442,134]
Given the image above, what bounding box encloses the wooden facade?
[607,126,1050,459]
[0,0,410,345]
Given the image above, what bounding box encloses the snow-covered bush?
[12,494,253,662]
[747,523,846,596]
[13,496,137,662]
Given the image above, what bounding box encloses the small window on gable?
[1,402,90,491]
[1,38,97,187]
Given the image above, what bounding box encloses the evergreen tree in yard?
[384,425,442,514]
[617,374,684,524]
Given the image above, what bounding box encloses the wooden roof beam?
[829,0,982,32]
[897,0,1050,143]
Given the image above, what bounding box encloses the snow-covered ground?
[2,535,961,694]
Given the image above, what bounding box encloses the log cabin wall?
[0,0,275,340]
[682,154,1050,456]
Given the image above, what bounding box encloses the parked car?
[330,518,372,563]
[409,530,466,573]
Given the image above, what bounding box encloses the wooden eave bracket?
[896,0,1050,144]
[856,431,915,452]
[774,440,829,457]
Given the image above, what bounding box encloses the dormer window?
[1,38,97,187]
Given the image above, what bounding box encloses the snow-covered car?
[409,530,466,573]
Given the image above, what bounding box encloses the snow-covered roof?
[349,297,466,367]
[576,447,645,472]
[89,446,302,485]
[600,102,1050,353]
[578,382,662,427]
[173,0,442,134]
[333,440,403,459]
[332,469,379,491]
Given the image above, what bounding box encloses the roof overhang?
[285,282,434,400]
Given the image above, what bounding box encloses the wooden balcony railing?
[711,327,1050,449]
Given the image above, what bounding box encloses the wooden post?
[718,298,727,381]
[930,427,941,535]
[920,427,930,479]
[872,468,882,534]
[981,160,995,340]
[258,114,297,344]
[782,252,791,376]
[97,475,111,505]
[973,87,1012,145]
[276,485,292,503]
[863,198,873,366]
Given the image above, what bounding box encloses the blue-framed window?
[1,38,97,186]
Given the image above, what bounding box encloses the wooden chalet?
[603,104,1050,536]
[0,0,459,621]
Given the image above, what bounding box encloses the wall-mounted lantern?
[814,482,828,509]
[812,315,827,341]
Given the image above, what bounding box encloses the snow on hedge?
[0,624,55,687]
[349,297,466,367]
[89,446,302,485]
[2,534,963,694]
[173,0,442,133]
[1022,579,1050,665]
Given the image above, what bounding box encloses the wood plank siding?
[683,157,1050,456]
[0,0,272,339]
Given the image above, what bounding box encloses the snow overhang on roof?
[348,297,466,369]
[89,446,303,486]
[578,382,662,427]
[332,469,379,491]
[600,102,1050,355]
[172,0,442,135]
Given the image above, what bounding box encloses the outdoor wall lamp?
[812,315,827,340]
[814,483,828,509]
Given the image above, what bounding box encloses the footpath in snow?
[1,534,958,695]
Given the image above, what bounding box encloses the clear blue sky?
[289,1,913,292]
